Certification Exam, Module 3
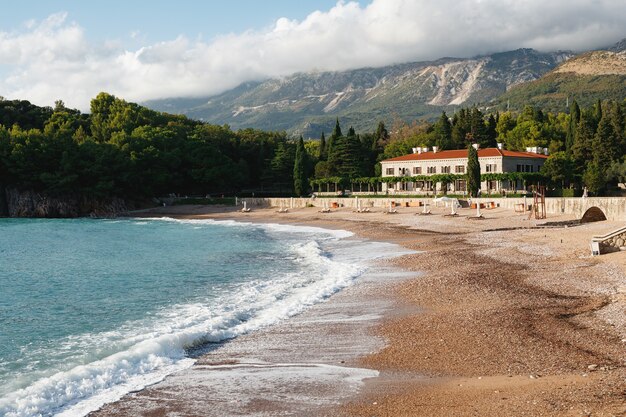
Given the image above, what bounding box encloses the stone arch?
[581,206,607,223]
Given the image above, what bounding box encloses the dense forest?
[0,93,625,215]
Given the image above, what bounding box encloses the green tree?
[565,100,580,153]
[328,127,363,178]
[466,145,481,197]
[495,111,516,141]
[571,112,596,172]
[319,132,327,161]
[583,160,606,195]
[327,118,342,157]
[485,113,498,147]
[434,112,453,150]
[89,92,116,142]
[270,141,295,190]
[373,121,389,152]
[293,136,309,196]
[593,113,622,167]
[540,151,574,188]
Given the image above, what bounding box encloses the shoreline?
[89,213,416,417]
[94,205,624,416]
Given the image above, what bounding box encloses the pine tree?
[593,114,621,168]
[485,114,497,147]
[328,126,363,179]
[466,145,481,197]
[293,136,309,196]
[434,112,453,150]
[319,132,327,161]
[469,108,488,147]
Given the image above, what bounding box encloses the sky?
[0,0,624,111]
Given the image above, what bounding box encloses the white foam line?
[1,217,412,417]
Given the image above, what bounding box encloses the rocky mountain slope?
[146,49,572,137]
[495,40,626,112]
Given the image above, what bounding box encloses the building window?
[427,166,436,174]
[455,179,467,192]
[455,165,465,173]
[441,166,451,174]
[386,167,394,175]
[412,166,422,175]
[517,164,535,173]
[485,164,497,172]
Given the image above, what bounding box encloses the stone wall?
[236,196,626,221]
[598,231,626,253]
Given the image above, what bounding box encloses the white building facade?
[380,146,549,194]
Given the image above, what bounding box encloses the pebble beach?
[92,203,625,416]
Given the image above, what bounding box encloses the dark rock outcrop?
[0,185,8,216]
[4,188,130,218]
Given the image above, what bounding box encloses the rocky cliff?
[3,188,130,218]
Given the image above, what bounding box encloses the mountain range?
[146,40,626,137]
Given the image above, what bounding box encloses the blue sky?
[0,1,351,45]
[0,0,624,110]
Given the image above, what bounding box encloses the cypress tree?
[485,114,497,148]
[374,121,389,151]
[571,112,595,173]
[594,99,603,127]
[327,118,342,157]
[319,132,327,161]
[566,100,581,153]
[293,136,309,196]
[466,145,481,197]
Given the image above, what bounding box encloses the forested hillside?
[0,93,300,216]
[0,93,625,217]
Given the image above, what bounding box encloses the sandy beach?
[92,203,625,416]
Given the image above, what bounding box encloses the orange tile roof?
[381,148,549,162]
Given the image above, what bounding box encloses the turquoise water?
[0,217,394,417]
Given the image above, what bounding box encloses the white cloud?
[0,0,625,111]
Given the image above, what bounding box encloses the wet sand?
[93,203,625,416]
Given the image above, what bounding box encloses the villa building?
[380,145,549,194]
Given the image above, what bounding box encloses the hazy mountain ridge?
[146,48,572,137]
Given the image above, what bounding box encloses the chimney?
[412,147,418,154]
[472,143,480,150]
[432,146,439,153]
[422,147,429,153]
[497,142,503,150]
[526,147,531,153]
[544,148,549,156]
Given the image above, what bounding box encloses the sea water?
[0,217,402,417]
